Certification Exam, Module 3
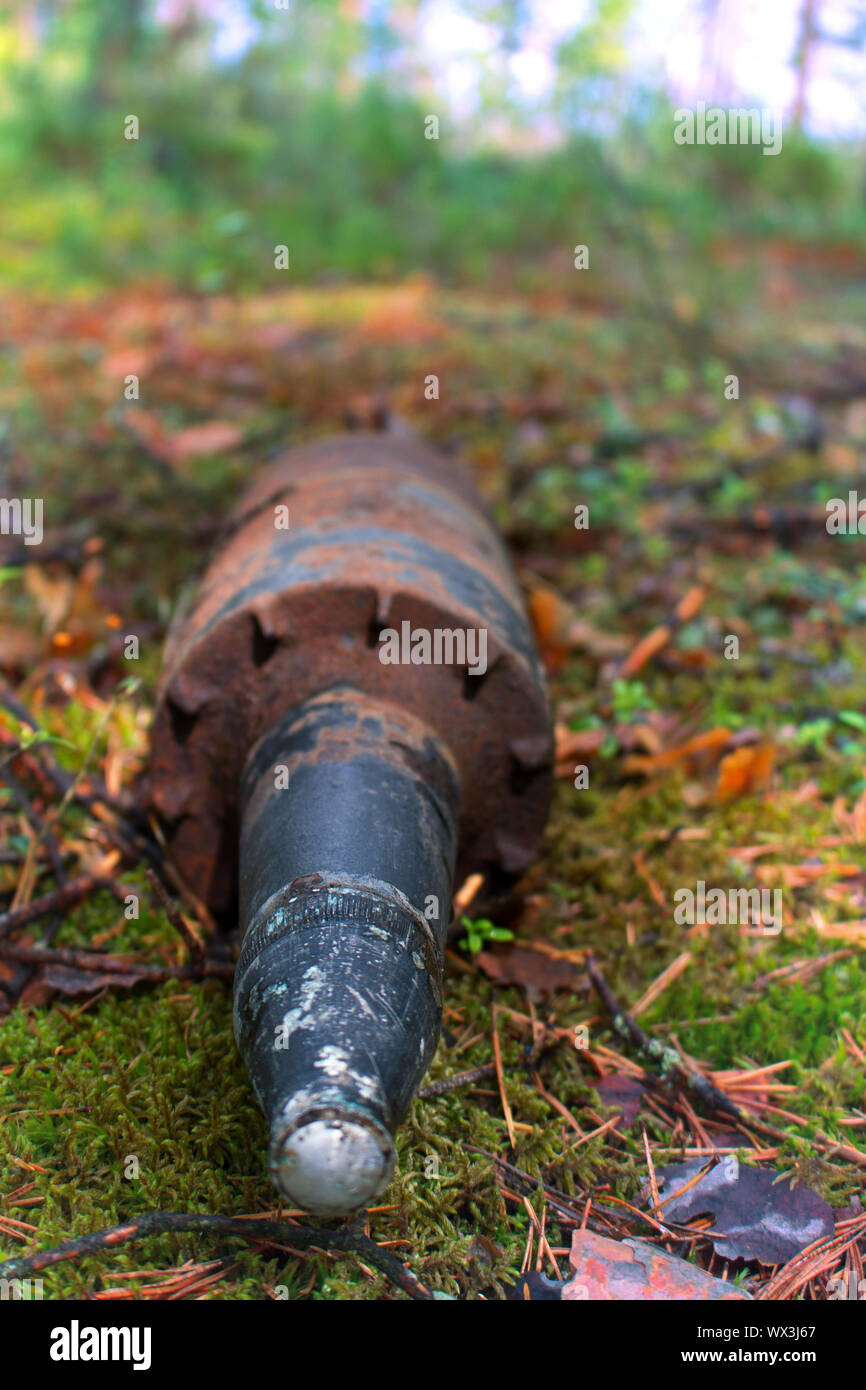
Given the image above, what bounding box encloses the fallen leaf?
[355,277,439,344]
[554,722,607,768]
[123,409,242,465]
[24,564,75,635]
[0,624,39,672]
[595,1074,645,1128]
[655,1158,834,1265]
[476,940,583,994]
[42,965,144,995]
[624,726,733,775]
[528,587,572,670]
[619,623,671,678]
[717,743,774,801]
[529,586,627,670]
[168,420,242,461]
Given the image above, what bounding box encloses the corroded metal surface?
[149,431,554,1213]
[150,433,553,922]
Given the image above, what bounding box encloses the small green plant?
[795,717,835,754]
[459,915,514,956]
[3,719,76,755]
[610,677,655,722]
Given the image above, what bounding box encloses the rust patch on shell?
[150,433,553,920]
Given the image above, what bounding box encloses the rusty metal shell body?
[150,433,553,922]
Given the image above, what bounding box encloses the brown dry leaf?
[656,1159,833,1265]
[808,911,866,941]
[528,586,570,659]
[554,722,607,767]
[0,624,39,672]
[124,409,241,465]
[529,585,627,669]
[41,964,143,996]
[476,940,584,994]
[168,420,242,462]
[755,861,860,888]
[625,722,664,755]
[568,618,629,659]
[24,564,74,635]
[623,726,732,776]
[619,623,671,678]
[25,558,113,655]
[834,787,866,842]
[717,743,774,801]
[100,347,153,381]
[562,1231,750,1301]
[595,1074,645,1128]
[675,584,708,622]
[355,277,439,344]
[123,406,172,459]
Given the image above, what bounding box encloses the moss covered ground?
[1,260,865,1298]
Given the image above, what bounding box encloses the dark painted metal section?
[238,688,459,933]
[149,431,554,1212]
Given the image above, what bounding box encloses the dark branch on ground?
[0,1210,434,1301]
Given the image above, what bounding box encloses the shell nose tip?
[272,1115,395,1217]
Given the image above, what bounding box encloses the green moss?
[3,279,865,1298]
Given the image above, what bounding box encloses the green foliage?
[0,4,862,291]
[459,915,515,955]
[610,678,656,722]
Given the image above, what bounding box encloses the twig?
[0,680,161,869]
[491,1005,516,1147]
[145,868,205,962]
[756,1212,866,1301]
[0,680,136,820]
[586,951,744,1122]
[0,939,233,983]
[0,764,69,1002]
[417,1064,496,1099]
[0,874,124,940]
[464,1144,635,1239]
[0,1210,433,1301]
[1,766,66,891]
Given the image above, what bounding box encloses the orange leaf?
[528,586,568,646]
[624,726,732,775]
[675,584,708,622]
[619,624,671,678]
[717,743,774,801]
[168,420,242,462]
[554,723,607,769]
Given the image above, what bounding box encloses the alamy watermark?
[826,491,866,534]
[674,103,783,157]
[0,497,43,546]
[378,621,488,676]
[49,1320,151,1371]
[0,1276,44,1299]
[674,880,782,934]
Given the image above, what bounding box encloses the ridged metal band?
[235,879,443,1003]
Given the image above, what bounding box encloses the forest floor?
[1,249,866,1299]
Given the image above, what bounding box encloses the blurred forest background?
[1,0,864,293]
